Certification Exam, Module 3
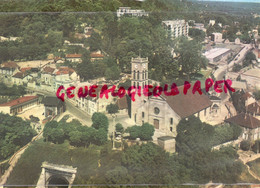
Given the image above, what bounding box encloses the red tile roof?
[12,72,27,79]
[225,113,260,129]
[42,67,55,74]
[162,85,212,118]
[90,53,104,58]
[1,62,19,69]
[0,96,38,107]
[66,54,82,58]
[55,67,75,75]
[20,67,32,73]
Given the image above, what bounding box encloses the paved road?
[28,88,134,134]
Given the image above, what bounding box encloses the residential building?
[0,96,39,115]
[193,23,206,32]
[162,20,189,39]
[41,66,56,91]
[117,7,148,18]
[90,51,105,62]
[247,102,260,118]
[0,62,20,77]
[73,82,114,116]
[12,72,33,86]
[54,67,78,91]
[225,113,260,141]
[84,26,93,38]
[65,54,82,63]
[209,20,216,26]
[211,32,223,43]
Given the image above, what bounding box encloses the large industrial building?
[203,48,231,64]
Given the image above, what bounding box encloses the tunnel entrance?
[36,162,77,187]
[48,176,69,188]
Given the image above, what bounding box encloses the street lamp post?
[112,114,117,150]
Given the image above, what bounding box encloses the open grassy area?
[6,139,121,185]
[238,165,260,184]
[248,158,260,179]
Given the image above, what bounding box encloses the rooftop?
[203,48,231,60]
[0,96,38,107]
[162,20,187,25]
[224,113,260,129]
[1,62,19,69]
[65,54,82,58]
[42,96,64,107]
[162,85,212,119]
[158,136,175,141]
[242,69,260,78]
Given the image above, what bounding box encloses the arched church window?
[137,71,139,79]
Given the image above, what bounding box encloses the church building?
[130,57,213,137]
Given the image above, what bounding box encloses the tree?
[46,29,63,49]
[240,140,251,151]
[105,166,133,184]
[243,51,256,68]
[105,65,120,81]
[91,112,109,131]
[140,123,155,141]
[106,103,119,115]
[188,28,206,42]
[92,128,108,145]
[69,130,83,147]
[126,123,155,141]
[175,37,207,80]
[253,90,260,100]
[87,31,102,52]
[232,63,242,72]
[115,123,124,133]
[176,116,214,155]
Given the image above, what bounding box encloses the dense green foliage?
[106,103,119,115]
[0,83,26,97]
[253,90,260,101]
[91,112,109,132]
[0,113,36,161]
[252,140,260,153]
[115,123,124,133]
[126,123,155,141]
[243,51,256,67]
[8,116,244,185]
[43,117,108,147]
[175,116,243,183]
[188,28,206,42]
[240,140,251,151]
[211,123,242,146]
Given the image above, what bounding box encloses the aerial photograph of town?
[0,0,259,187]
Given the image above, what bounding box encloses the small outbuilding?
[42,96,65,117]
[157,136,176,153]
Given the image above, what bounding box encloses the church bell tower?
[130,57,149,123]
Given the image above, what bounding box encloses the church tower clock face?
[135,64,138,69]
[143,64,146,68]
